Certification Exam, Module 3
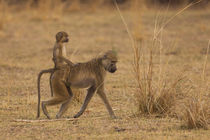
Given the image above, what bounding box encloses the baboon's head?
[102,50,118,73]
[56,31,69,43]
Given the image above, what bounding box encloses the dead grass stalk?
[180,40,210,129]
[114,0,206,118]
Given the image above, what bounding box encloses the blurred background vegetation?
[1,0,209,10]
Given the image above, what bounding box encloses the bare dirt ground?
[0,9,210,139]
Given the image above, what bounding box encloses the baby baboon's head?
[102,50,118,73]
[56,31,69,43]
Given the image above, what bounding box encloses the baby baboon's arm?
[58,56,74,66]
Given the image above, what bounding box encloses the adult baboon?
[37,31,74,99]
[37,50,118,119]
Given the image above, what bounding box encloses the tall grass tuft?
[132,37,184,116]
[182,97,209,129]
[114,0,183,117]
[180,41,210,129]
[114,0,204,117]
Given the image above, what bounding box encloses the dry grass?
[0,1,9,30]
[115,0,186,117]
[132,43,184,116]
[182,97,209,129]
[28,0,64,20]
[0,1,210,139]
[179,41,210,129]
[115,0,210,127]
[71,88,84,104]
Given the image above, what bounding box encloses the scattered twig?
[13,118,77,123]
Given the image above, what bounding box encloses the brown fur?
[37,50,118,119]
[37,31,74,118]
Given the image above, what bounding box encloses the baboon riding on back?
[37,33,118,119]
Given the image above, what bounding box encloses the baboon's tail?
[37,68,55,118]
[49,72,55,97]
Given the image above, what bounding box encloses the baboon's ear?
[102,54,107,59]
[56,32,63,42]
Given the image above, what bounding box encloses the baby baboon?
[37,31,74,99]
[37,32,74,118]
[52,31,74,85]
[37,50,118,119]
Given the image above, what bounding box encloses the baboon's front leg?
[97,91,116,119]
[74,86,96,118]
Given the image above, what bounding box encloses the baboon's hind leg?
[42,97,65,119]
[53,80,73,119]
[56,97,72,119]
[55,86,73,119]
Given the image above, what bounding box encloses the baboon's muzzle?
[64,38,69,42]
[109,67,117,73]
